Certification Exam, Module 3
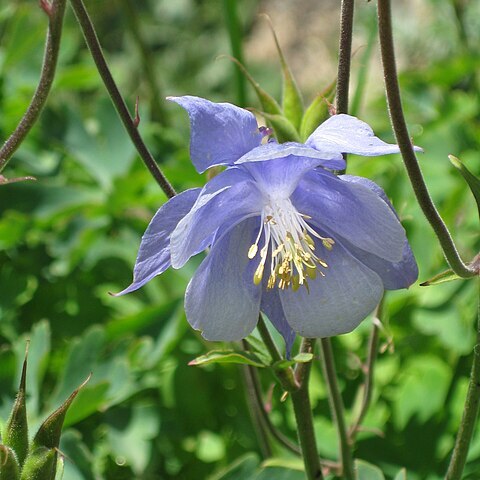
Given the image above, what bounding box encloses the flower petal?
[293,170,406,262]
[306,114,422,156]
[168,96,263,173]
[279,237,383,338]
[114,188,201,296]
[184,218,262,341]
[170,170,262,268]
[338,174,418,289]
[236,141,345,171]
[260,286,296,357]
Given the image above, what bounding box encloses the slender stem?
[320,338,355,480]
[335,0,355,115]
[377,0,474,278]
[290,342,324,480]
[121,0,168,124]
[349,299,383,442]
[0,0,67,172]
[446,279,480,479]
[256,316,284,365]
[240,362,272,458]
[222,0,247,106]
[68,0,176,198]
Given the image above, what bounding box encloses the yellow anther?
[248,244,258,259]
[254,263,265,285]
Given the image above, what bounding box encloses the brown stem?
[0,0,67,172]
[68,0,176,198]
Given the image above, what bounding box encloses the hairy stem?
[446,279,480,479]
[69,0,176,198]
[377,0,474,278]
[320,338,355,480]
[335,0,355,115]
[0,0,67,172]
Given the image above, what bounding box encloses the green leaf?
[63,382,110,427]
[355,459,385,480]
[188,350,267,368]
[264,15,304,130]
[449,155,480,219]
[3,352,28,467]
[274,353,314,370]
[207,453,259,480]
[0,445,20,480]
[300,80,336,141]
[420,268,462,286]
[394,468,408,480]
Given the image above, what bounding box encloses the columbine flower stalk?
[116,95,418,354]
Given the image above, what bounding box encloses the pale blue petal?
[260,287,296,357]
[339,174,418,289]
[114,188,201,295]
[306,114,422,156]
[168,96,263,173]
[170,172,262,268]
[293,170,406,262]
[236,142,345,171]
[184,218,262,341]
[280,237,383,337]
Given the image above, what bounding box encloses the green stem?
[68,0,176,198]
[291,341,324,480]
[446,278,480,479]
[335,0,355,115]
[0,0,67,172]
[121,0,168,124]
[222,0,247,106]
[320,338,355,480]
[377,0,474,278]
[349,299,383,442]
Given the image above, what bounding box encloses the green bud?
[20,447,56,480]
[0,445,20,480]
[449,155,480,220]
[31,375,89,452]
[300,80,336,141]
[263,15,304,130]
[3,353,29,467]
[259,112,300,143]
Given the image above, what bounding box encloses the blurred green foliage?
[0,0,479,479]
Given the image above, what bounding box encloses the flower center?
[248,197,334,291]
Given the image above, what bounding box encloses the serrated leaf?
[300,80,336,141]
[188,350,266,368]
[259,112,300,143]
[3,352,28,467]
[0,445,20,480]
[420,268,462,286]
[355,460,385,480]
[449,155,480,219]
[263,15,304,130]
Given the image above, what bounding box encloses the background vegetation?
[0,0,479,478]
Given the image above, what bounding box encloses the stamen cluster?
[248,197,334,291]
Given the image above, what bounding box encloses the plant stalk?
[320,338,355,480]
[68,0,176,198]
[446,278,480,479]
[0,0,67,172]
[377,0,474,278]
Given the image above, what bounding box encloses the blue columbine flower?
[116,96,418,353]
